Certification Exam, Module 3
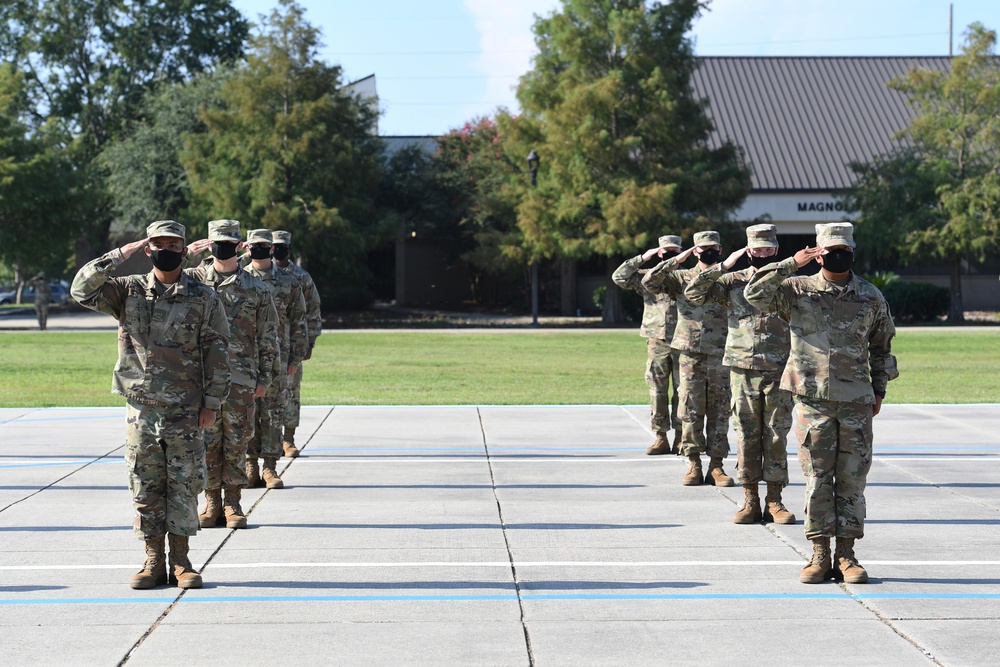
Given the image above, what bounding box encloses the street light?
[526,149,540,327]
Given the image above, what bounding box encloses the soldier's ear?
[144,246,151,257]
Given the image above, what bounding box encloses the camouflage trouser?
[204,383,254,490]
[645,338,680,433]
[35,303,48,330]
[124,402,205,539]
[283,363,303,429]
[247,373,287,460]
[731,367,793,485]
[677,351,731,458]
[794,396,874,540]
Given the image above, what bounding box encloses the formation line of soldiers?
[615,222,898,584]
[71,220,322,589]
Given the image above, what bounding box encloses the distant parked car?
[0,283,70,305]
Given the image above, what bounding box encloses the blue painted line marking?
[0,459,119,470]
[1,415,122,424]
[3,592,1000,605]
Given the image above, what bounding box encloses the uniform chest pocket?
[793,294,825,335]
[836,300,874,337]
[160,301,196,345]
[122,294,151,334]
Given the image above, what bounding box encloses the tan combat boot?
[682,454,703,486]
[198,488,224,528]
[223,487,248,529]
[282,426,300,458]
[763,482,796,524]
[705,457,734,487]
[646,431,670,455]
[834,537,869,584]
[733,484,762,524]
[800,537,833,584]
[246,458,262,488]
[129,535,167,589]
[262,457,284,489]
[167,533,203,589]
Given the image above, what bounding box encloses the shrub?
[880,281,950,323]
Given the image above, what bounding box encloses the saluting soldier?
[745,222,898,584]
[72,220,231,589]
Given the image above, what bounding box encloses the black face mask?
[249,245,272,260]
[211,242,238,260]
[822,249,854,274]
[659,250,678,260]
[272,244,290,261]
[749,254,773,269]
[698,248,721,265]
[149,248,184,272]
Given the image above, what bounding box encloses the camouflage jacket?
[71,249,231,410]
[641,262,727,356]
[684,265,790,371]
[281,261,322,351]
[244,262,308,368]
[186,261,280,390]
[612,254,678,341]
[744,257,899,404]
[29,277,51,304]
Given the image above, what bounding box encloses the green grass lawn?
[0,330,997,407]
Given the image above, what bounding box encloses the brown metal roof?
[691,57,951,192]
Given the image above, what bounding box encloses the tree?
[0,63,80,287]
[182,0,390,308]
[2,0,249,263]
[504,0,750,321]
[848,23,1000,322]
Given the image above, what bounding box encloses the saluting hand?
[793,245,824,268]
[120,238,149,259]
[641,247,660,262]
[723,246,748,270]
[187,238,213,255]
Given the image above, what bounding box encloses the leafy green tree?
[0,64,80,287]
[504,0,750,321]
[848,23,1000,322]
[182,0,389,308]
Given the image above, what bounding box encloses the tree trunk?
[602,255,625,323]
[948,256,964,324]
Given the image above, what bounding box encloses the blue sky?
[230,0,1000,137]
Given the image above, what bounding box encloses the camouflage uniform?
[272,231,322,432]
[243,232,308,465]
[744,226,898,541]
[685,231,792,487]
[29,275,51,330]
[186,256,279,490]
[71,223,231,540]
[612,237,681,440]
[642,234,730,460]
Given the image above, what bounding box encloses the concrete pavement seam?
[477,406,534,667]
[0,444,123,514]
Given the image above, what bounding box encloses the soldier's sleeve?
[302,273,322,349]
[70,249,129,320]
[612,255,645,292]
[199,291,231,411]
[287,282,308,366]
[683,264,729,307]
[868,296,899,396]
[743,257,796,320]
[256,291,280,390]
[640,256,683,296]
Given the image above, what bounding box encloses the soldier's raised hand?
[120,238,149,259]
[723,246,748,270]
[187,239,213,255]
[793,245,824,268]
[641,247,661,262]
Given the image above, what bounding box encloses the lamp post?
[526,149,540,327]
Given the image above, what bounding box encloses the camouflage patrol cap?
[815,222,856,249]
[272,230,292,245]
[692,230,721,247]
[746,223,778,249]
[658,235,682,250]
[208,219,241,243]
[247,228,273,245]
[146,220,185,240]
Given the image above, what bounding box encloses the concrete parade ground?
[1,403,999,666]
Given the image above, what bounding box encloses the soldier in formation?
[185,220,280,530]
[28,272,51,330]
[612,235,684,455]
[684,224,795,525]
[271,231,322,458]
[745,222,898,584]
[72,221,231,590]
[642,231,734,487]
